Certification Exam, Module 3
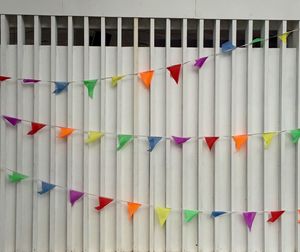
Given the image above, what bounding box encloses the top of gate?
[0,0,299,20]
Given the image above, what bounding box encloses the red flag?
[0,76,11,81]
[205,137,219,150]
[267,210,285,223]
[27,122,46,135]
[95,196,113,211]
[167,64,181,84]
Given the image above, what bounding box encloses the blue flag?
[211,211,226,218]
[148,136,162,152]
[53,81,70,94]
[221,41,236,53]
[38,181,56,194]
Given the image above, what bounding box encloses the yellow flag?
[278,32,290,44]
[111,75,125,87]
[85,131,104,144]
[262,132,276,149]
[155,207,171,226]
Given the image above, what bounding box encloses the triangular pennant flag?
[8,171,28,183]
[69,189,84,206]
[267,210,285,223]
[127,202,141,219]
[148,136,162,152]
[171,136,191,145]
[0,76,11,81]
[232,134,248,151]
[184,209,199,223]
[53,81,70,94]
[221,41,236,53]
[117,134,133,151]
[139,70,154,89]
[298,209,300,223]
[167,64,181,84]
[205,136,219,150]
[251,37,264,45]
[279,32,290,44]
[38,181,56,194]
[22,79,40,84]
[83,79,98,98]
[58,127,74,138]
[85,131,104,144]
[111,75,125,87]
[290,129,300,143]
[27,122,46,135]
[262,132,277,149]
[211,211,226,218]
[3,115,22,126]
[194,57,208,69]
[243,212,256,231]
[95,196,113,211]
[155,207,171,226]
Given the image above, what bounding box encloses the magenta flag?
[3,115,22,126]
[69,189,84,206]
[22,79,40,84]
[194,57,208,68]
[243,212,256,231]
[171,136,191,145]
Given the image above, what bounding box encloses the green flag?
[8,171,28,183]
[83,79,98,98]
[290,129,300,143]
[184,209,199,223]
[117,134,133,151]
[251,37,264,45]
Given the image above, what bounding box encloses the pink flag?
[194,57,208,69]
[3,115,22,126]
[171,136,191,145]
[69,189,84,206]
[243,212,256,231]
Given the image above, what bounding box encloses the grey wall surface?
[0,0,299,20]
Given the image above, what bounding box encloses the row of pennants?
[4,169,299,231]
[0,31,292,98]
[2,115,300,151]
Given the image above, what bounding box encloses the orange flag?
[139,70,154,89]
[232,134,248,151]
[127,202,141,219]
[58,127,74,138]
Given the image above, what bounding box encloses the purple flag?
[22,79,40,84]
[243,212,256,231]
[171,136,191,145]
[194,57,208,68]
[3,115,22,126]
[69,189,84,206]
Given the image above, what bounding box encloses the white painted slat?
[297,20,300,252]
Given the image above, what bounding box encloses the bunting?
[221,41,236,53]
[83,79,98,98]
[0,76,11,81]
[27,122,46,135]
[290,129,300,143]
[95,196,113,211]
[58,127,74,138]
[205,136,219,150]
[155,207,171,226]
[8,171,28,183]
[243,212,256,231]
[22,79,40,84]
[211,211,226,218]
[3,115,21,126]
[117,134,133,150]
[69,189,84,206]
[184,209,199,223]
[262,132,276,149]
[194,57,208,69]
[127,202,141,219]
[111,75,125,87]
[267,210,285,223]
[85,131,104,144]
[139,70,154,89]
[53,81,70,94]
[147,136,162,152]
[167,64,181,84]
[232,134,248,151]
[38,181,56,194]
[172,136,191,145]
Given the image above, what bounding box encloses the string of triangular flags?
[3,114,300,151]
[2,167,299,231]
[0,30,294,98]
